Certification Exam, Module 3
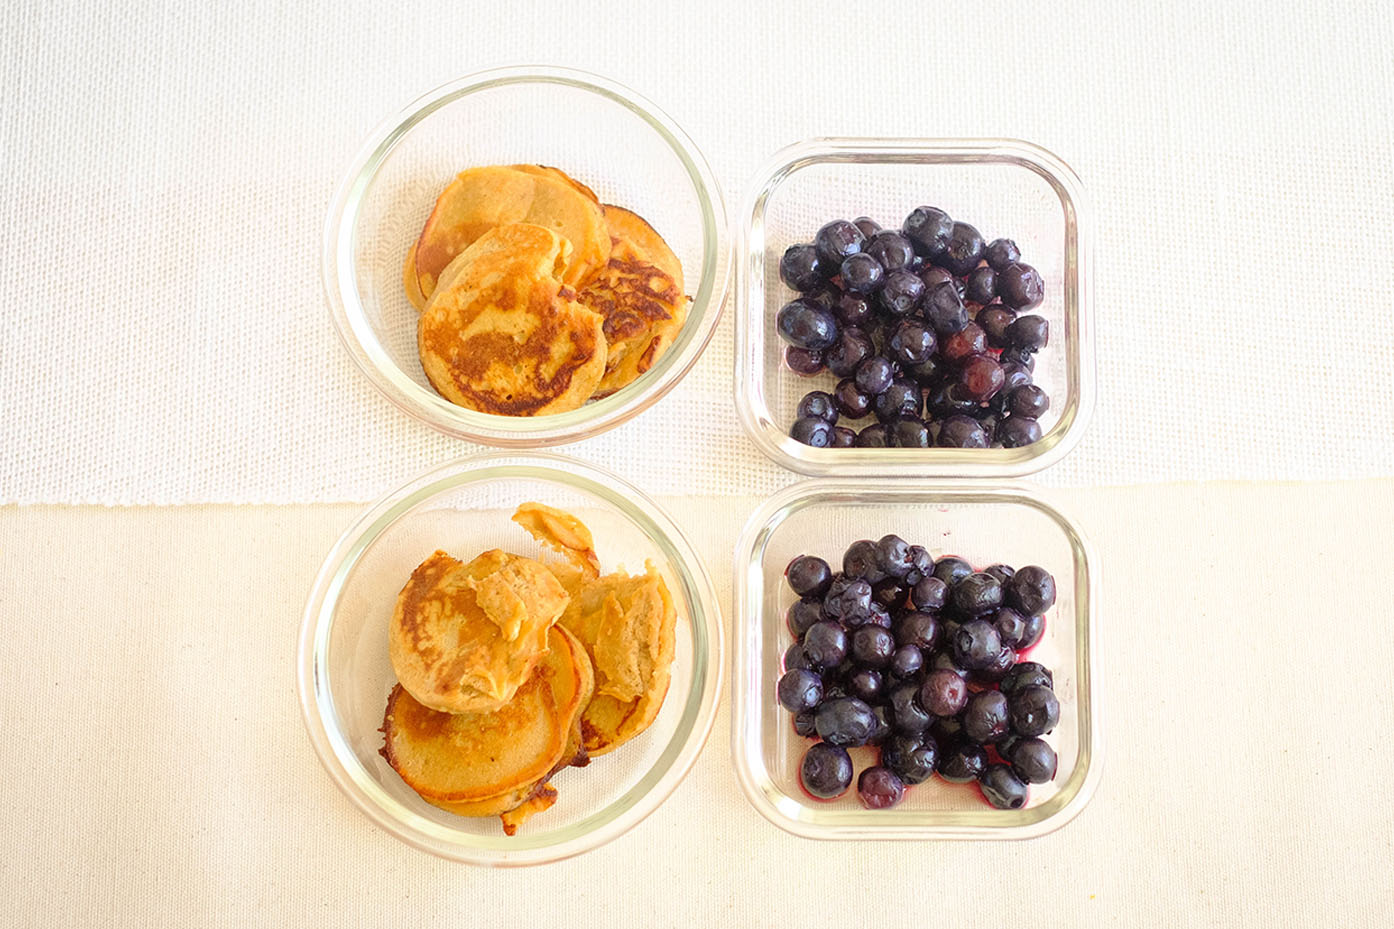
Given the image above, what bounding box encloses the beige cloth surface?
[1,481,1391,927]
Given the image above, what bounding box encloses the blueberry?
[784,346,825,376]
[937,414,989,449]
[851,625,896,668]
[953,618,1003,670]
[803,621,849,669]
[1009,684,1060,737]
[961,689,1010,743]
[999,362,1034,398]
[882,322,934,371]
[801,742,854,799]
[881,735,938,785]
[911,576,949,611]
[924,381,979,421]
[958,355,1006,403]
[866,704,894,746]
[823,577,873,624]
[1009,737,1058,784]
[929,713,964,744]
[979,763,1028,809]
[970,644,1016,684]
[813,219,866,269]
[852,216,883,239]
[814,696,877,747]
[857,766,906,809]
[999,346,1036,370]
[905,545,934,585]
[829,425,857,448]
[877,269,925,317]
[870,534,912,579]
[937,221,985,276]
[776,300,839,350]
[1009,385,1050,419]
[832,377,874,419]
[923,282,970,336]
[843,539,888,584]
[777,669,823,713]
[937,739,988,783]
[990,607,1029,648]
[783,641,812,672]
[872,578,907,610]
[1000,661,1054,695]
[796,391,839,424]
[985,238,1021,272]
[998,263,1044,309]
[893,605,938,647]
[965,266,997,305]
[802,282,841,311]
[786,554,833,598]
[864,231,916,271]
[984,563,1017,585]
[977,305,1017,348]
[941,322,987,364]
[793,709,818,737]
[902,206,954,258]
[834,293,874,328]
[998,416,1043,449]
[889,682,932,735]
[847,667,885,703]
[888,644,924,679]
[919,668,969,717]
[840,252,885,294]
[1005,314,1049,351]
[789,416,834,447]
[1016,612,1045,649]
[932,556,973,587]
[785,598,823,637]
[904,356,943,386]
[854,356,896,396]
[863,602,893,628]
[875,379,922,422]
[919,264,963,297]
[952,572,1004,615]
[855,423,893,447]
[779,244,824,292]
[1005,566,1057,614]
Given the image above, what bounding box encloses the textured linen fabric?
[1,1,1393,503]
[1,484,1391,926]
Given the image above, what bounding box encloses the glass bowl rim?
[296,450,725,865]
[732,136,1095,477]
[730,477,1103,839]
[323,64,732,447]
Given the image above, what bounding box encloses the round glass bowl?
[731,479,1100,839]
[324,66,731,446]
[734,138,1094,477]
[297,452,723,865]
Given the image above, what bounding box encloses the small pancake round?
[388,547,569,714]
[418,224,607,416]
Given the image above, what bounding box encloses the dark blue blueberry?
[919,668,968,717]
[977,305,1016,348]
[863,602,893,629]
[888,644,924,679]
[970,644,1016,684]
[802,283,841,312]
[1005,314,1049,351]
[877,269,924,317]
[857,766,906,809]
[902,206,953,258]
[803,621,849,669]
[886,318,937,366]
[776,668,823,713]
[952,572,1004,615]
[911,575,949,611]
[1009,385,1050,420]
[852,216,883,238]
[991,607,1029,649]
[881,734,938,785]
[776,300,839,350]
[875,378,922,422]
[1000,661,1053,696]
[842,539,887,584]
[847,667,885,703]
[785,598,822,637]
[965,266,998,304]
[998,416,1043,449]
[961,689,1011,743]
[999,346,1036,370]
[1016,612,1045,650]
[840,252,885,294]
[783,641,812,672]
[779,243,824,292]
[1009,684,1060,737]
[871,578,906,610]
[905,545,934,585]
[979,763,1028,809]
[829,425,857,448]
[814,696,877,747]
[786,554,833,597]
[832,377,873,419]
[894,611,939,650]
[793,709,818,737]
[796,391,838,424]
[1009,737,1058,784]
[834,293,874,328]
[864,231,916,271]
[889,416,930,448]
[937,414,990,449]
[904,356,943,386]
[923,281,970,336]
[984,564,1016,585]
[783,346,824,376]
[855,423,893,447]
[800,742,854,798]
[998,263,1044,309]
[789,416,833,447]
[929,714,964,744]
[854,356,896,396]
[958,355,1005,403]
[985,238,1021,272]
[937,739,988,783]
[873,534,912,579]
[822,577,873,624]
[919,264,963,297]
[953,618,1003,670]
[925,381,980,420]
[935,221,984,276]
[889,682,932,736]
[1005,566,1057,615]
[932,556,973,587]
[851,625,896,668]
[813,219,866,270]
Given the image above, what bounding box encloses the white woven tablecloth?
[2,0,1392,503]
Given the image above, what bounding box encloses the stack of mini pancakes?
[404,165,689,415]
[380,503,677,835]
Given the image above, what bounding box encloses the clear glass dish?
[296,452,723,865]
[323,66,731,446]
[731,480,1100,839]
[734,138,1094,477]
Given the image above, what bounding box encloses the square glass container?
[731,480,1100,839]
[734,138,1094,477]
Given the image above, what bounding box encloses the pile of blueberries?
[776,536,1062,810]
[776,208,1051,449]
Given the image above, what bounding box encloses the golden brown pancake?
[578,207,690,397]
[411,165,610,299]
[558,564,677,756]
[403,241,428,311]
[511,501,601,595]
[381,625,594,834]
[388,547,569,714]
[511,164,600,206]
[417,223,607,416]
